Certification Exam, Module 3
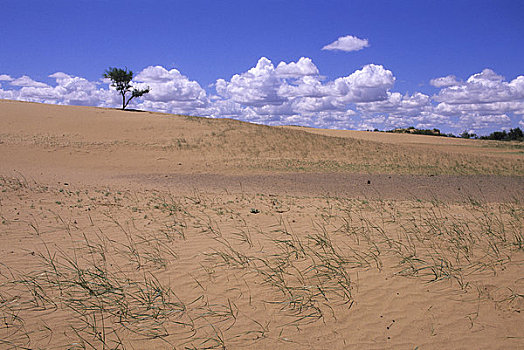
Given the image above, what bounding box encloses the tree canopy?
[104,67,150,110]
[479,127,523,141]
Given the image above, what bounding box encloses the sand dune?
[0,100,523,349]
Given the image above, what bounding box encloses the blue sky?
[1,0,523,134]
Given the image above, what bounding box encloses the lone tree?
[104,67,150,110]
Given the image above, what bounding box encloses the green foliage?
[377,126,523,141]
[479,127,523,141]
[386,126,442,136]
[460,131,477,139]
[104,67,150,110]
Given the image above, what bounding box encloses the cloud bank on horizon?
[1,36,523,134]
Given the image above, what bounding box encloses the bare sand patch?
[122,173,524,203]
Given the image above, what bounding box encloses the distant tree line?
[384,126,444,137]
[372,126,523,141]
[459,127,523,141]
[378,126,455,137]
[479,128,523,141]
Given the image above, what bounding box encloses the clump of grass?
[336,198,523,291]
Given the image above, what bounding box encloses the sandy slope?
[285,125,524,158]
[0,100,523,349]
[1,100,523,184]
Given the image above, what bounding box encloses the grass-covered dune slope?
[1,99,523,181]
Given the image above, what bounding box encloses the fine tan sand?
[1,100,523,349]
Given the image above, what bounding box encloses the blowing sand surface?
[1,100,523,349]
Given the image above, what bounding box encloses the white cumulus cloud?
[322,35,369,52]
[0,72,113,106]
[111,66,208,115]
[430,75,462,88]
[275,57,319,78]
[434,69,524,105]
[215,57,286,106]
[426,69,524,133]
[331,64,395,103]
[431,69,524,132]
[357,92,431,116]
[11,75,49,88]
[134,66,206,107]
[210,58,395,128]
[457,114,512,131]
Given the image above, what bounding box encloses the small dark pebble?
[367,180,371,184]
